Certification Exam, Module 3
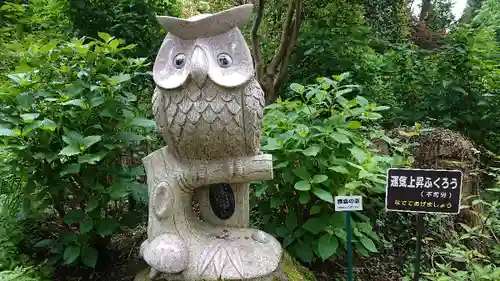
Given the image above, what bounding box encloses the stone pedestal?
[138,147,281,280]
[135,253,316,281]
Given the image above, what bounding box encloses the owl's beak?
[190,46,208,88]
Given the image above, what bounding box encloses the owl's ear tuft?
[156,4,254,40]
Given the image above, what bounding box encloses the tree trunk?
[419,0,432,21]
[251,0,303,105]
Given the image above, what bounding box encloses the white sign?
[335,196,363,211]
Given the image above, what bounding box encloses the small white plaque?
[335,196,363,211]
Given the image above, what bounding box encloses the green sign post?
[345,211,353,281]
[335,195,363,281]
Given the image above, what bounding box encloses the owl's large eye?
[217,53,233,68]
[173,54,186,69]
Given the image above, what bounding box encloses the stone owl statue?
[152,4,264,162]
[135,5,282,281]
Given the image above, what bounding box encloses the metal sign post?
[414,214,424,281]
[345,210,353,281]
[385,168,463,281]
[335,195,363,281]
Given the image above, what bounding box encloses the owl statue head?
[153,4,255,90]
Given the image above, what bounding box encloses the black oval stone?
[208,183,235,220]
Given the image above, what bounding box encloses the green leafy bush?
[0,0,71,40]
[0,33,155,268]
[0,0,73,81]
[254,74,411,263]
[473,0,500,41]
[0,178,28,271]
[400,171,500,281]
[366,26,500,152]
[0,266,47,281]
[361,0,410,42]
[284,0,375,90]
[403,218,500,280]
[68,0,181,58]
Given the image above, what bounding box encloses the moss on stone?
[280,253,316,281]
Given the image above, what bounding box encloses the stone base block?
[134,253,316,281]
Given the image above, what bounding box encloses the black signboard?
[209,183,235,220]
[385,168,463,214]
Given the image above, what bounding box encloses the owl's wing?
[153,86,182,159]
[243,80,265,155]
[152,87,170,146]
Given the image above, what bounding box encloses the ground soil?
[313,249,406,281]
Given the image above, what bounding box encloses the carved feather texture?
[153,78,265,161]
[225,246,244,277]
[198,240,225,276]
[196,240,245,279]
[213,246,226,277]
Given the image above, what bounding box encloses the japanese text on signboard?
[385,169,463,214]
[335,196,363,211]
